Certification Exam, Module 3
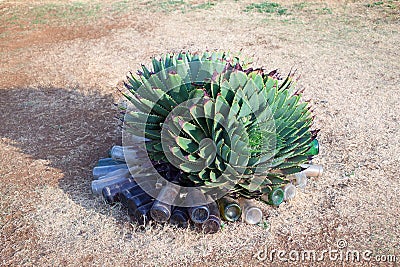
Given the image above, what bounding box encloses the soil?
[1,0,399,266]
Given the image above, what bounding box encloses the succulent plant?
[121,51,318,201]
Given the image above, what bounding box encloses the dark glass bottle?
[150,182,180,223]
[126,192,153,211]
[217,196,242,222]
[120,185,145,207]
[91,175,133,195]
[169,207,190,229]
[187,188,210,224]
[201,200,221,234]
[119,179,157,206]
[102,179,137,204]
[129,201,154,225]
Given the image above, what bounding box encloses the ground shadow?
[0,86,123,219]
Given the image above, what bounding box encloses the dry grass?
[1,0,399,266]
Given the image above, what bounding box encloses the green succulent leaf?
[175,136,198,153]
[121,51,319,201]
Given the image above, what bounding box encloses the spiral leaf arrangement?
[121,51,318,202]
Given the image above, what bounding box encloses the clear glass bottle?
[217,196,242,222]
[150,183,180,223]
[91,176,132,195]
[283,183,297,201]
[109,145,147,163]
[187,188,210,224]
[238,198,263,225]
[109,146,125,162]
[294,172,308,189]
[300,164,323,177]
[97,168,130,180]
[92,164,128,179]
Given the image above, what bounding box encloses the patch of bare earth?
[1,0,399,266]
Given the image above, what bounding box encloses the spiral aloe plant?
[121,51,318,202]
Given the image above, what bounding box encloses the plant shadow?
[0,86,125,220]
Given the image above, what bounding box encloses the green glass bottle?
[305,139,319,156]
[217,196,242,222]
[261,187,284,206]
